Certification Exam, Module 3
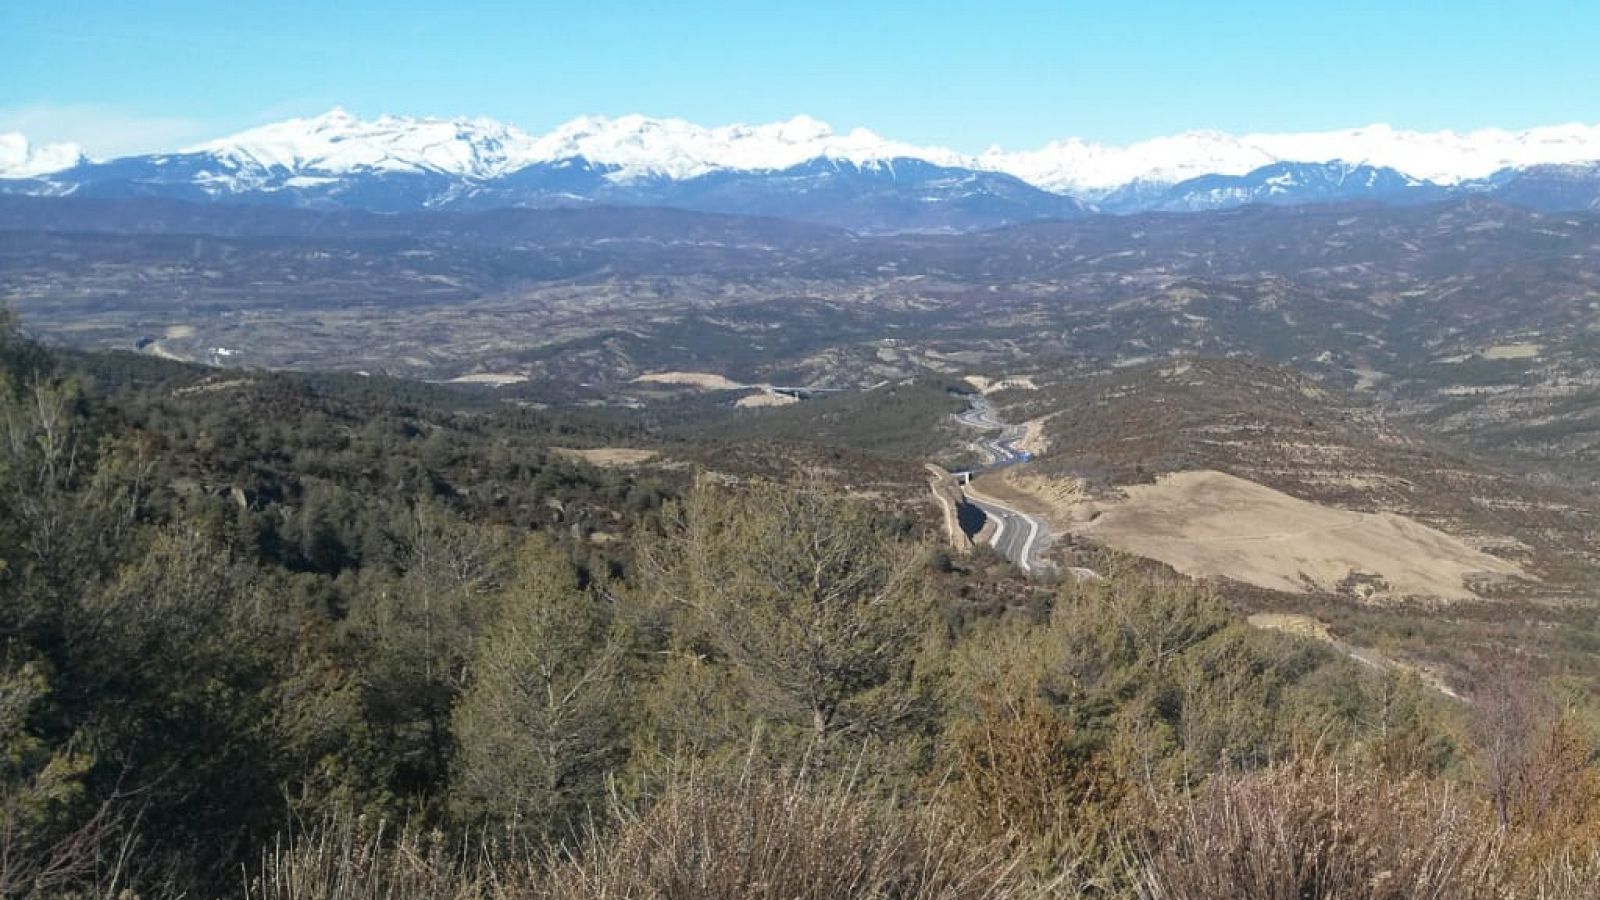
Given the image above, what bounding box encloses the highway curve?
[949,396,1049,572]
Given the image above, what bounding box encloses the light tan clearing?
[1247,613,1334,642]
[962,374,1038,394]
[1482,342,1542,360]
[1015,415,1056,456]
[1074,470,1525,601]
[163,324,197,339]
[448,372,528,386]
[173,378,250,397]
[1006,469,1524,602]
[633,371,747,390]
[989,470,1089,523]
[551,447,659,467]
[1441,384,1520,396]
[735,389,799,408]
[141,341,189,362]
[1350,367,1388,392]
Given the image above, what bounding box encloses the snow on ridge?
[14,109,1600,192]
[984,131,1276,196]
[983,122,1600,194]
[522,113,970,181]
[1235,122,1600,187]
[186,107,534,179]
[176,109,971,184]
[0,133,86,178]
[179,111,1600,192]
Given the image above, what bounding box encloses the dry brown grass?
[247,818,503,900]
[544,773,1038,900]
[1132,757,1600,900]
[1523,853,1600,899]
[245,772,1045,900]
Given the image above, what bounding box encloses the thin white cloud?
[0,103,213,160]
[0,133,84,177]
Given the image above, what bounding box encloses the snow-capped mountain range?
[983,122,1600,195]
[5,109,1600,230]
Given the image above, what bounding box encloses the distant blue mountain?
[1,151,1086,232]
[5,148,1600,231]
[1145,162,1449,212]
[622,158,1089,232]
[1475,163,1600,212]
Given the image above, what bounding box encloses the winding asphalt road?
[951,397,1048,572]
[967,494,1044,572]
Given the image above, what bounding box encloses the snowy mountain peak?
[986,130,1279,196]
[522,113,966,181]
[315,106,356,124]
[982,122,1600,196]
[174,110,973,185]
[186,109,536,181]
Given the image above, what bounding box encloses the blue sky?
[3,0,1597,156]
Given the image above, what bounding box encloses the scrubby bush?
[1136,760,1506,900]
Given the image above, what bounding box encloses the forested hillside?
[3,311,1599,898]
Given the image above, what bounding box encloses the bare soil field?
[1070,470,1527,602]
[633,371,747,390]
[963,374,1039,394]
[735,389,799,408]
[1481,342,1543,360]
[551,447,660,467]
[447,372,529,385]
[1015,415,1055,456]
